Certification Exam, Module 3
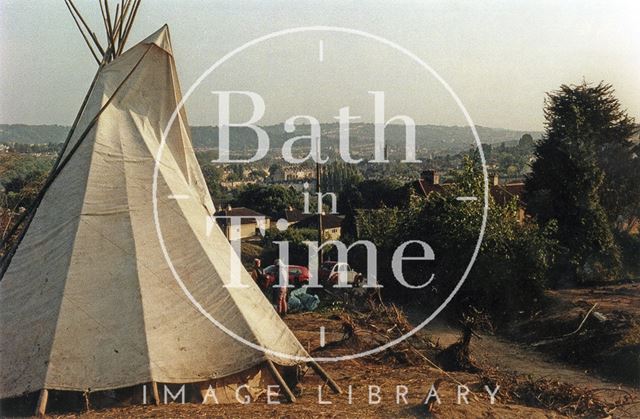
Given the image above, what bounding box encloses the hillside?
[191,123,540,153]
[0,123,540,154]
[0,124,69,144]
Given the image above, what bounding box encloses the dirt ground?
[40,365,567,418]
[506,282,640,386]
[4,285,638,418]
[6,299,628,418]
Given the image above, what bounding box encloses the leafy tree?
[263,228,317,266]
[249,169,268,180]
[233,184,302,218]
[338,178,411,240]
[226,164,244,181]
[518,134,535,149]
[525,82,634,284]
[320,161,363,195]
[338,178,408,213]
[600,141,640,232]
[352,157,557,319]
[5,172,48,210]
[615,230,640,279]
[0,154,53,209]
[419,158,556,318]
[268,163,282,178]
[200,164,224,198]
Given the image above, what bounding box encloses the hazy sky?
[1,0,638,131]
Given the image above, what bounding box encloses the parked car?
[263,264,311,287]
[319,261,363,286]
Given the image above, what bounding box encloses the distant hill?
[0,124,69,144]
[0,123,541,154]
[191,123,541,155]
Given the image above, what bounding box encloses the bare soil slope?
[506,283,640,386]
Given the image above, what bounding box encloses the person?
[251,258,264,288]
[274,259,288,316]
[251,258,275,302]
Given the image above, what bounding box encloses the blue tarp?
[287,287,320,313]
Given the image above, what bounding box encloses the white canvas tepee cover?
[0,26,307,398]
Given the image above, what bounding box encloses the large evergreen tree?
[525,82,637,284]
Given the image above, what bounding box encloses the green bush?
[352,157,557,322]
[615,231,640,280]
[263,228,317,266]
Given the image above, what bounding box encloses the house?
[414,170,527,223]
[215,206,270,239]
[220,179,257,189]
[283,207,306,226]
[292,213,345,240]
[413,170,447,197]
[283,167,314,180]
[489,178,526,223]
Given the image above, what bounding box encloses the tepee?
[0,1,338,414]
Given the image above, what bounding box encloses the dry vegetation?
[507,283,640,386]
[16,295,633,418]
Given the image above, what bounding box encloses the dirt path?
[425,321,640,417]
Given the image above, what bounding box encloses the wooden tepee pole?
[151,381,161,405]
[35,388,48,416]
[63,0,100,64]
[66,0,105,57]
[0,57,106,274]
[266,360,297,403]
[103,0,114,53]
[0,0,145,277]
[118,0,142,55]
[308,360,342,394]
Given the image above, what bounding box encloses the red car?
[263,264,311,287]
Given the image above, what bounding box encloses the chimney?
[492,173,499,186]
[421,170,440,185]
